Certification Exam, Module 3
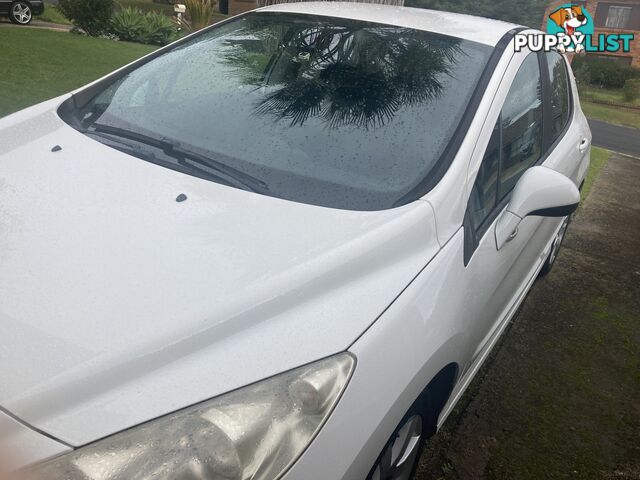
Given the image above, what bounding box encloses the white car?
[0,3,591,480]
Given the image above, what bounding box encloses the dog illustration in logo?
[549,5,589,52]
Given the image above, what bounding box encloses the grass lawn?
[579,83,640,107]
[0,28,156,118]
[581,147,611,202]
[578,82,640,130]
[39,3,71,24]
[581,101,640,130]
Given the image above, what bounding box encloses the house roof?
[256,1,521,46]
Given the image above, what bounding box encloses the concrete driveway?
[416,153,640,480]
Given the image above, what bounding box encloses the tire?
[367,400,435,480]
[9,1,33,25]
[539,215,571,277]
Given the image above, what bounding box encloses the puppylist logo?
[515,4,635,54]
[547,4,592,52]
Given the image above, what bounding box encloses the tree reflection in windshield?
[222,17,463,128]
[72,13,492,210]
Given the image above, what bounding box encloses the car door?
[461,47,585,366]
[0,0,10,15]
[542,50,592,186]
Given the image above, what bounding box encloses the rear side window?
[499,53,543,196]
[546,51,571,142]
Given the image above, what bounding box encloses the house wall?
[543,0,640,67]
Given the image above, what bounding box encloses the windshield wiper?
[86,123,269,194]
[82,134,233,186]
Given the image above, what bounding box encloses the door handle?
[578,138,589,153]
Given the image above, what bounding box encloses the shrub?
[184,0,216,31]
[110,7,177,45]
[140,11,177,45]
[117,0,175,17]
[57,0,114,36]
[572,56,639,89]
[590,61,627,88]
[110,7,145,42]
[622,81,638,103]
[627,68,640,80]
[573,61,591,87]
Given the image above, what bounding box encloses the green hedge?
[573,56,640,89]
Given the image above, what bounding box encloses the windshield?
[68,12,492,210]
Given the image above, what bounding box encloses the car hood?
[0,98,441,447]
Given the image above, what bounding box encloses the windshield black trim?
[392,26,526,207]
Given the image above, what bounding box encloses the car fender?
[283,228,470,479]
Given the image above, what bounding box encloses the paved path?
[416,153,640,479]
[589,118,640,158]
[0,19,70,32]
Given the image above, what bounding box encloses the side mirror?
[495,166,580,250]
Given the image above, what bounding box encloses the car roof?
[256,2,520,46]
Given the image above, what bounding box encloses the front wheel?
[539,215,571,277]
[9,1,33,24]
[368,413,428,480]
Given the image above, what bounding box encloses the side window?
[500,53,543,196]
[469,53,543,233]
[469,122,500,230]
[546,51,571,142]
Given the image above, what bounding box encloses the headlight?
[28,354,354,480]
